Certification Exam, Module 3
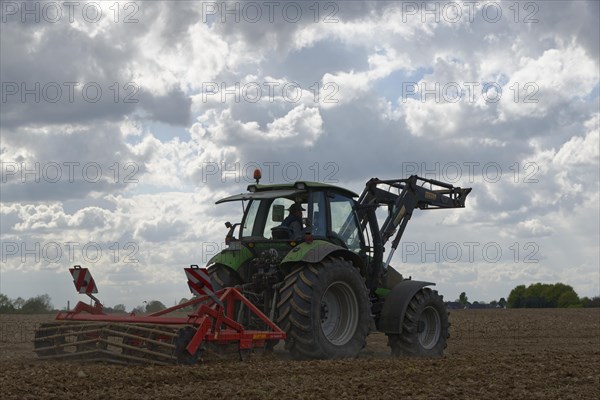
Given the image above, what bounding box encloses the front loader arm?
[356,175,471,291]
[359,175,471,246]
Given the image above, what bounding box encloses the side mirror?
[272,205,285,222]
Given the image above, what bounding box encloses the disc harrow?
[33,265,285,365]
[34,322,180,365]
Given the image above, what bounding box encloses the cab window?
[263,198,295,237]
[329,193,361,252]
[241,200,261,238]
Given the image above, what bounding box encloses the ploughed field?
[1,308,598,399]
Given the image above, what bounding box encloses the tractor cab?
[216,181,365,252]
[212,181,369,286]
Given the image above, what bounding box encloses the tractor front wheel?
[387,288,448,357]
[277,257,370,359]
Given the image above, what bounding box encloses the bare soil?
[1,309,598,399]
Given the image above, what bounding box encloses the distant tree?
[112,304,127,313]
[0,294,15,313]
[498,297,507,308]
[507,285,527,308]
[490,300,498,307]
[20,294,53,314]
[145,300,166,313]
[523,283,551,307]
[178,297,193,312]
[13,297,25,310]
[104,304,127,314]
[557,290,580,308]
[459,292,468,307]
[547,283,578,307]
[508,283,580,308]
[131,305,145,314]
[580,296,600,308]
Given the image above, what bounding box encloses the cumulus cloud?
[499,45,599,120]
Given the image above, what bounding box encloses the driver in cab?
[281,203,305,238]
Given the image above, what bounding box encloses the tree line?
[2,284,599,314]
[454,283,600,309]
[0,293,54,314]
[507,283,600,308]
[454,292,507,308]
[0,293,195,314]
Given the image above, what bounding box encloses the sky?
[1,0,598,310]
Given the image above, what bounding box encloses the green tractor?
[207,174,471,359]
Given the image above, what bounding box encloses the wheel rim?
[418,306,441,350]
[320,281,359,346]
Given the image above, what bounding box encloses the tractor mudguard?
[206,244,253,272]
[281,240,365,272]
[377,280,435,334]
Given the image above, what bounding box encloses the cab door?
[327,192,364,253]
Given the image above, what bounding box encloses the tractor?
[206,173,471,359]
[33,173,470,363]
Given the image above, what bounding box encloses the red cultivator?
[33,266,285,364]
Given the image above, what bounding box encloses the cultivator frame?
[33,266,285,364]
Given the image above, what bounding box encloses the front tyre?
[277,257,370,359]
[387,288,448,357]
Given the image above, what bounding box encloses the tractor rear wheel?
[208,263,242,290]
[387,288,448,357]
[207,263,273,350]
[277,257,370,359]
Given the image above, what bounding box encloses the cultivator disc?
[33,322,185,365]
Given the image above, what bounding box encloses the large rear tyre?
[387,288,448,357]
[208,263,242,289]
[207,263,265,352]
[277,257,370,359]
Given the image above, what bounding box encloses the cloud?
[499,45,599,120]
[554,117,599,165]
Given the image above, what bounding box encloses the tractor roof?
[215,181,359,204]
